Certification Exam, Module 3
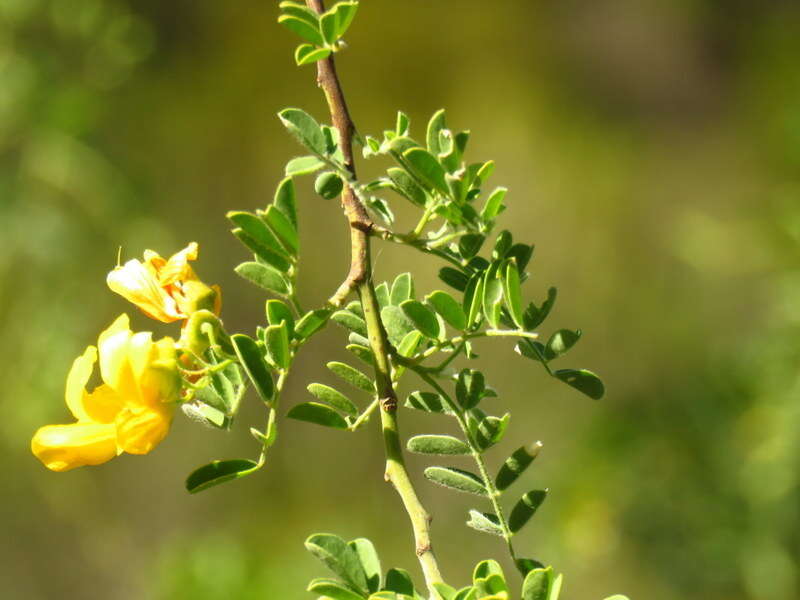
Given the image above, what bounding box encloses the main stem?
[305,1,444,595]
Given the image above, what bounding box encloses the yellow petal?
[159,242,199,286]
[31,423,118,472]
[127,331,154,382]
[107,259,183,322]
[115,406,172,455]
[82,384,125,424]
[64,345,98,421]
[98,327,134,395]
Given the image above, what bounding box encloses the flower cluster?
[32,243,219,471]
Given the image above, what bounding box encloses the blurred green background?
[2,0,799,598]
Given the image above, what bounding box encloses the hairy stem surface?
[306,1,444,595]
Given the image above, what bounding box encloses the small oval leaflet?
[307,383,358,416]
[400,299,440,339]
[231,333,274,403]
[508,489,548,533]
[553,368,604,400]
[407,434,470,455]
[426,290,467,331]
[424,466,488,496]
[315,171,344,199]
[185,459,260,494]
[327,361,375,393]
[235,262,290,295]
[287,402,348,429]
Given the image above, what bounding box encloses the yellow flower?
[31,314,181,472]
[107,242,221,323]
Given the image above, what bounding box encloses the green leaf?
[439,267,469,292]
[287,402,348,429]
[387,167,426,207]
[507,242,534,273]
[185,459,260,493]
[464,273,485,327]
[231,334,274,403]
[231,228,292,273]
[380,306,414,347]
[349,538,381,594]
[523,287,557,330]
[274,177,298,229]
[553,368,604,399]
[458,233,485,259]
[266,299,294,337]
[294,43,332,66]
[319,10,339,46]
[433,583,458,600]
[503,260,525,328]
[424,466,487,496]
[390,272,414,305]
[400,299,440,339]
[278,107,326,155]
[402,147,449,196]
[264,204,299,255]
[405,391,448,413]
[346,343,374,367]
[426,290,467,331]
[375,281,391,307]
[407,434,470,455]
[327,361,375,393]
[295,308,332,340]
[492,230,512,259]
[330,1,359,39]
[315,171,344,199]
[235,262,290,295]
[515,339,550,363]
[546,329,581,358]
[456,369,485,410]
[473,560,505,583]
[332,310,368,337]
[603,596,630,600]
[473,160,495,187]
[285,155,326,175]
[307,578,365,600]
[365,196,394,226]
[278,14,324,45]
[305,533,369,595]
[522,567,553,600]
[228,210,288,257]
[471,412,510,451]
[384,568,415,596]
[515,558,545,577]
[495,442,543,491]
[426,109,447,156]
[308,383,358,416]
[397,330,423,357]
[264,323,290,370]
[508,490,548,533]
[466,510,503,536]
[549,574,563,600]
[481,187,507,221]
[279,2,319,24]
[482,273,504,329]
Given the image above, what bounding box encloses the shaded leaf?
[185,459,260,494]
[495,442,543,492]
[403,147,449,195]
[405,391,448,413]
[508,490,548,533]
[466,510,503,537]
[553,368,604,399]
[400,299,440,339]
[305,533,369,595]
[285,155,325,176]
[278,107,326,155]
[274,177,298,228]
[278,14,324,45]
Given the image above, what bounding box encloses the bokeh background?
[2,0,799,598]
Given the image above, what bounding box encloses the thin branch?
[306,1,445,595]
